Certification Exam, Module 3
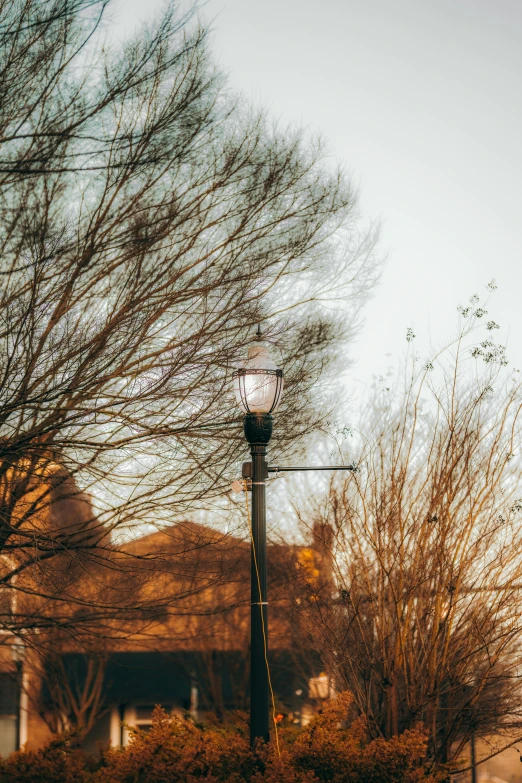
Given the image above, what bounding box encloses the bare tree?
[295,297,522,767]
[30,642,108,738]
[0,0,378,650]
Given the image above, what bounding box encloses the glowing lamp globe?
[234,344,283,415]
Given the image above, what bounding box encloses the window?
[122,704,175,744]
[134,705,171,732]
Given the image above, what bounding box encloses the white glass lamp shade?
[234,345,283,414]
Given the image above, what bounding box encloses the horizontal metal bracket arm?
[267,465,357,473]
[241,461,356,479]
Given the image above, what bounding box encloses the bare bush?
[296,302,522,767]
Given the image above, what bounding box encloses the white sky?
[111,0,522,386]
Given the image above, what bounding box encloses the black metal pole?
[15,659,22,750]
[470,731,477,783]
[244,412,272,746]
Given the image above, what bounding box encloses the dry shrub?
[95,707,253,783]
[289,693,441,783]
[0,735,89,783]
[294,299,522,766]
[0,693,444,783]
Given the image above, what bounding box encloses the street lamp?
[234,330,354,745]
[234,333,283,745]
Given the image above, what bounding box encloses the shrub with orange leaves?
[94,707,254,783]
[0,734,89,783]
[290,692,438,783]
[0,694,444,783]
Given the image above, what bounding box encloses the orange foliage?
[0,693,444,783]
[0,735,89,783]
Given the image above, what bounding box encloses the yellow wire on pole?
[244,479,281,756]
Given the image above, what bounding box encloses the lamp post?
[234,334,283,745]
[234,330,354,745]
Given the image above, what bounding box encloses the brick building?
[0,473,331,755]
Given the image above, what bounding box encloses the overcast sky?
[111,0,522,385]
